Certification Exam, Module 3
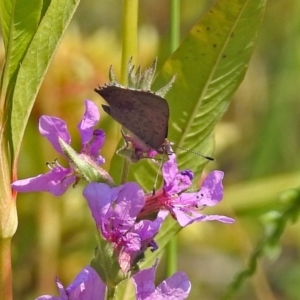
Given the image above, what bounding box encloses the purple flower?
[83,182,168,273]
[12,100,109,196]
[139,154,234,226]
[133,260,191,300]
[35,266,106,300]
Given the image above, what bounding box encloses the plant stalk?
[0,238,12,300]
[120,0,138,184]
[166,0,180,277]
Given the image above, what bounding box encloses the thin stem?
[121,0,138,83]
[120,0,138,184]
[0,238,12,300]
[166,236,178,276]
[120,160,130,184]
[166,0,180,277]
[106,286,116,300]
[170,0,180,52]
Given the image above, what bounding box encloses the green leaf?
[162,0,266,175]
[0,0,42,97]
[6,0,80,165]
[109,0,266,191]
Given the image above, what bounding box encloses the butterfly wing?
[95,86,169,150]
[134,90,169,149]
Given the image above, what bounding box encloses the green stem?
[170,0,180,52]
[0,130,17,300]
[0,238,12,300]
[166,0,180,277]
[166,236,178,276]
[106,286,116,300]
[120,161,130,185]
[121,0,138,83]
[120,0,138,184]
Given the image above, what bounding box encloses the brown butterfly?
[95,85,171,157]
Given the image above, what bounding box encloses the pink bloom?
[35,266,106,300]
[133,260,191,300]
[139,154,235,226]
[83,182,168,273]
[12,100,107,196]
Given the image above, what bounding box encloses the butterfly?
[95,85,172,160]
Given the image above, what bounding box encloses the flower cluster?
[12,71,234,299]
[12,99,234,299]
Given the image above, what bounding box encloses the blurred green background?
[4,0,300,299]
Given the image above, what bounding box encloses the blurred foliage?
[2,0,300,299]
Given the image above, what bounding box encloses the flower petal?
[122,231,142,252]
[172,208,198,227]
[133,260,191,300]
[83,183,122,227]
[133,262,157,299]
[156,271,191,299]
[56,279,68,300]
[39,116,71,156]
[78,100,100,145]
[198,171,224,206]
[163,154,193,194]
[133,211,168,250]
[12,167,75,196]
[174,209,234,227]
[162,154,179,187]
[35,278,66,300]
[194,214,235,223]
[113,182,145,231]
[66,266,106,300]
[85,182,145,234]
[89,129,106,160]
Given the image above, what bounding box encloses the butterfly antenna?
[175,145,214,161]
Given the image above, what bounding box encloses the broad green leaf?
[110,0,266,191]
[161,0,266,181]
[8,0,80,165]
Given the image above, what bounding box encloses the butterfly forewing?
[95,86,169,150]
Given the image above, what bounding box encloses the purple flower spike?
[133,261,191,300]
[35,266,106,300]
[12,100,106,196]
[83,182,168,273]
[141,154,234,227]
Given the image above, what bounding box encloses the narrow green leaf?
[9,0,80,166]
[0,0,42,97]
[0,0,12,50]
